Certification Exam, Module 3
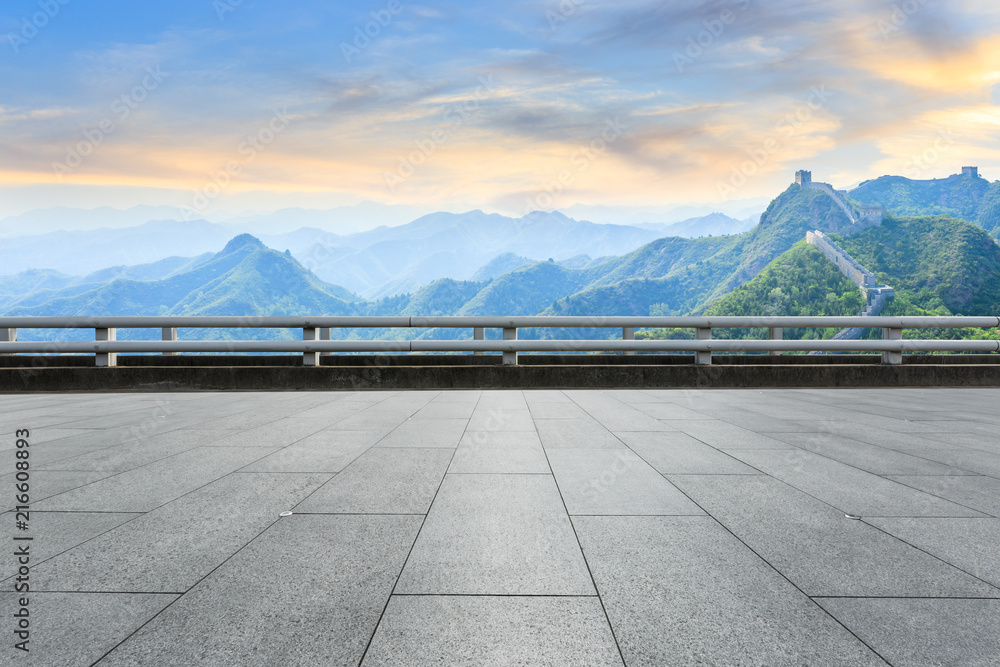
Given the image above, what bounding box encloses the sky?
[2,0,1000,222]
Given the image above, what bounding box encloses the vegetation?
[638,241,862,341]
[977,182,1000,237]
[850,173,1000,238]
[704,241,862,340]
[832,215,1000,315]
[638,212,1000,344]
[5,177,1000,349]
[469,253,535,281]
[457,261,594,316]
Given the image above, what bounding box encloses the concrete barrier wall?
[4,362,1000,391]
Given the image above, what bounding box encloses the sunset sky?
[2,0,999,220]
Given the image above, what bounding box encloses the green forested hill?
[850,173,1000,237]
[976,183,1000,236]
[545,278,690,316]
[3,234,359,321]
[543,183,854,318]
[639,212,1000,343]
[458,261,596,316]
[702,213,1000,320]
[635,241,863,342]
[398,278,486,316]
[832,215,1000,315]
[708,184,854,301]
[704,241,863,319]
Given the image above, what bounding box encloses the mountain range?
[0,200,765,237]
[0,210,751,297]
[2,169,998,343]
[851,172,1000,236]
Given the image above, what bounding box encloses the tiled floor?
[2,388,999,665]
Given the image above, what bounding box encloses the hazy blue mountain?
[79,254,216,284]
[0,218,351,277]
[257,227,341,257]
[450,186,837,322]
[0,205,191,235]
[0,219,236,275]
[0,207,668,299]
[301,210,663,296]
[559,199,770,226]
[2,235,360,327]
[0,206,737,300]
[0,269,76,296]
[0,202,440,237]
[221,202,437,234]
[557,254,614,269]
[0,254,214,311]
[635,212,756,238]
[470,253,538,281]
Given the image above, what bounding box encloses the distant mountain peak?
[218,234,266,256]
[523,210,572,222]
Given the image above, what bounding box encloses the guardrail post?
[162,327,177,356]
[882,327,902,365]
[0,328,16,355]
[95,327,117,367]
[319,328,331,357]
[303,327,318,367]
[695,327,712,365]
[502,327,517,366]
[473,327,485,356]
[622,327,635,356]
[769,327,783,356]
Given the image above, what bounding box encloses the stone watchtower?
[857,204,885,228]
[795,170,812,185]
[962,166,979,178]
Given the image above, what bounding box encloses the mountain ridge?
[4,171,1000,344]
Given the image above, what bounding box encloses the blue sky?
[2,0,999,219]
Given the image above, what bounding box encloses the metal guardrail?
[1,316,998,367]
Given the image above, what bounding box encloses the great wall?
[797,170,893,339]
[805,230,894,339]
[794,170,886,232]
[793,166,980,341]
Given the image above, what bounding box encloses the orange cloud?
[858,34,1000,93]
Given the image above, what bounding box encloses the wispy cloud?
[1,0,998,216]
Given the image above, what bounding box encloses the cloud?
[3,0,1000,217]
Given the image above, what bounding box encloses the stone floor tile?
[619,431,758,474]
[295,448,453,514]
[361,595,622,666]
[0,592,177,666]
[731,449,988,517]
[547,449,704,516]
[95,515,420,667]
[574,515,885,666]
[816,598,1000,667]
[32,473,329,592]
[396,474,594,595]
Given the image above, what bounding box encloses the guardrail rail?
[1,316,998,367]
